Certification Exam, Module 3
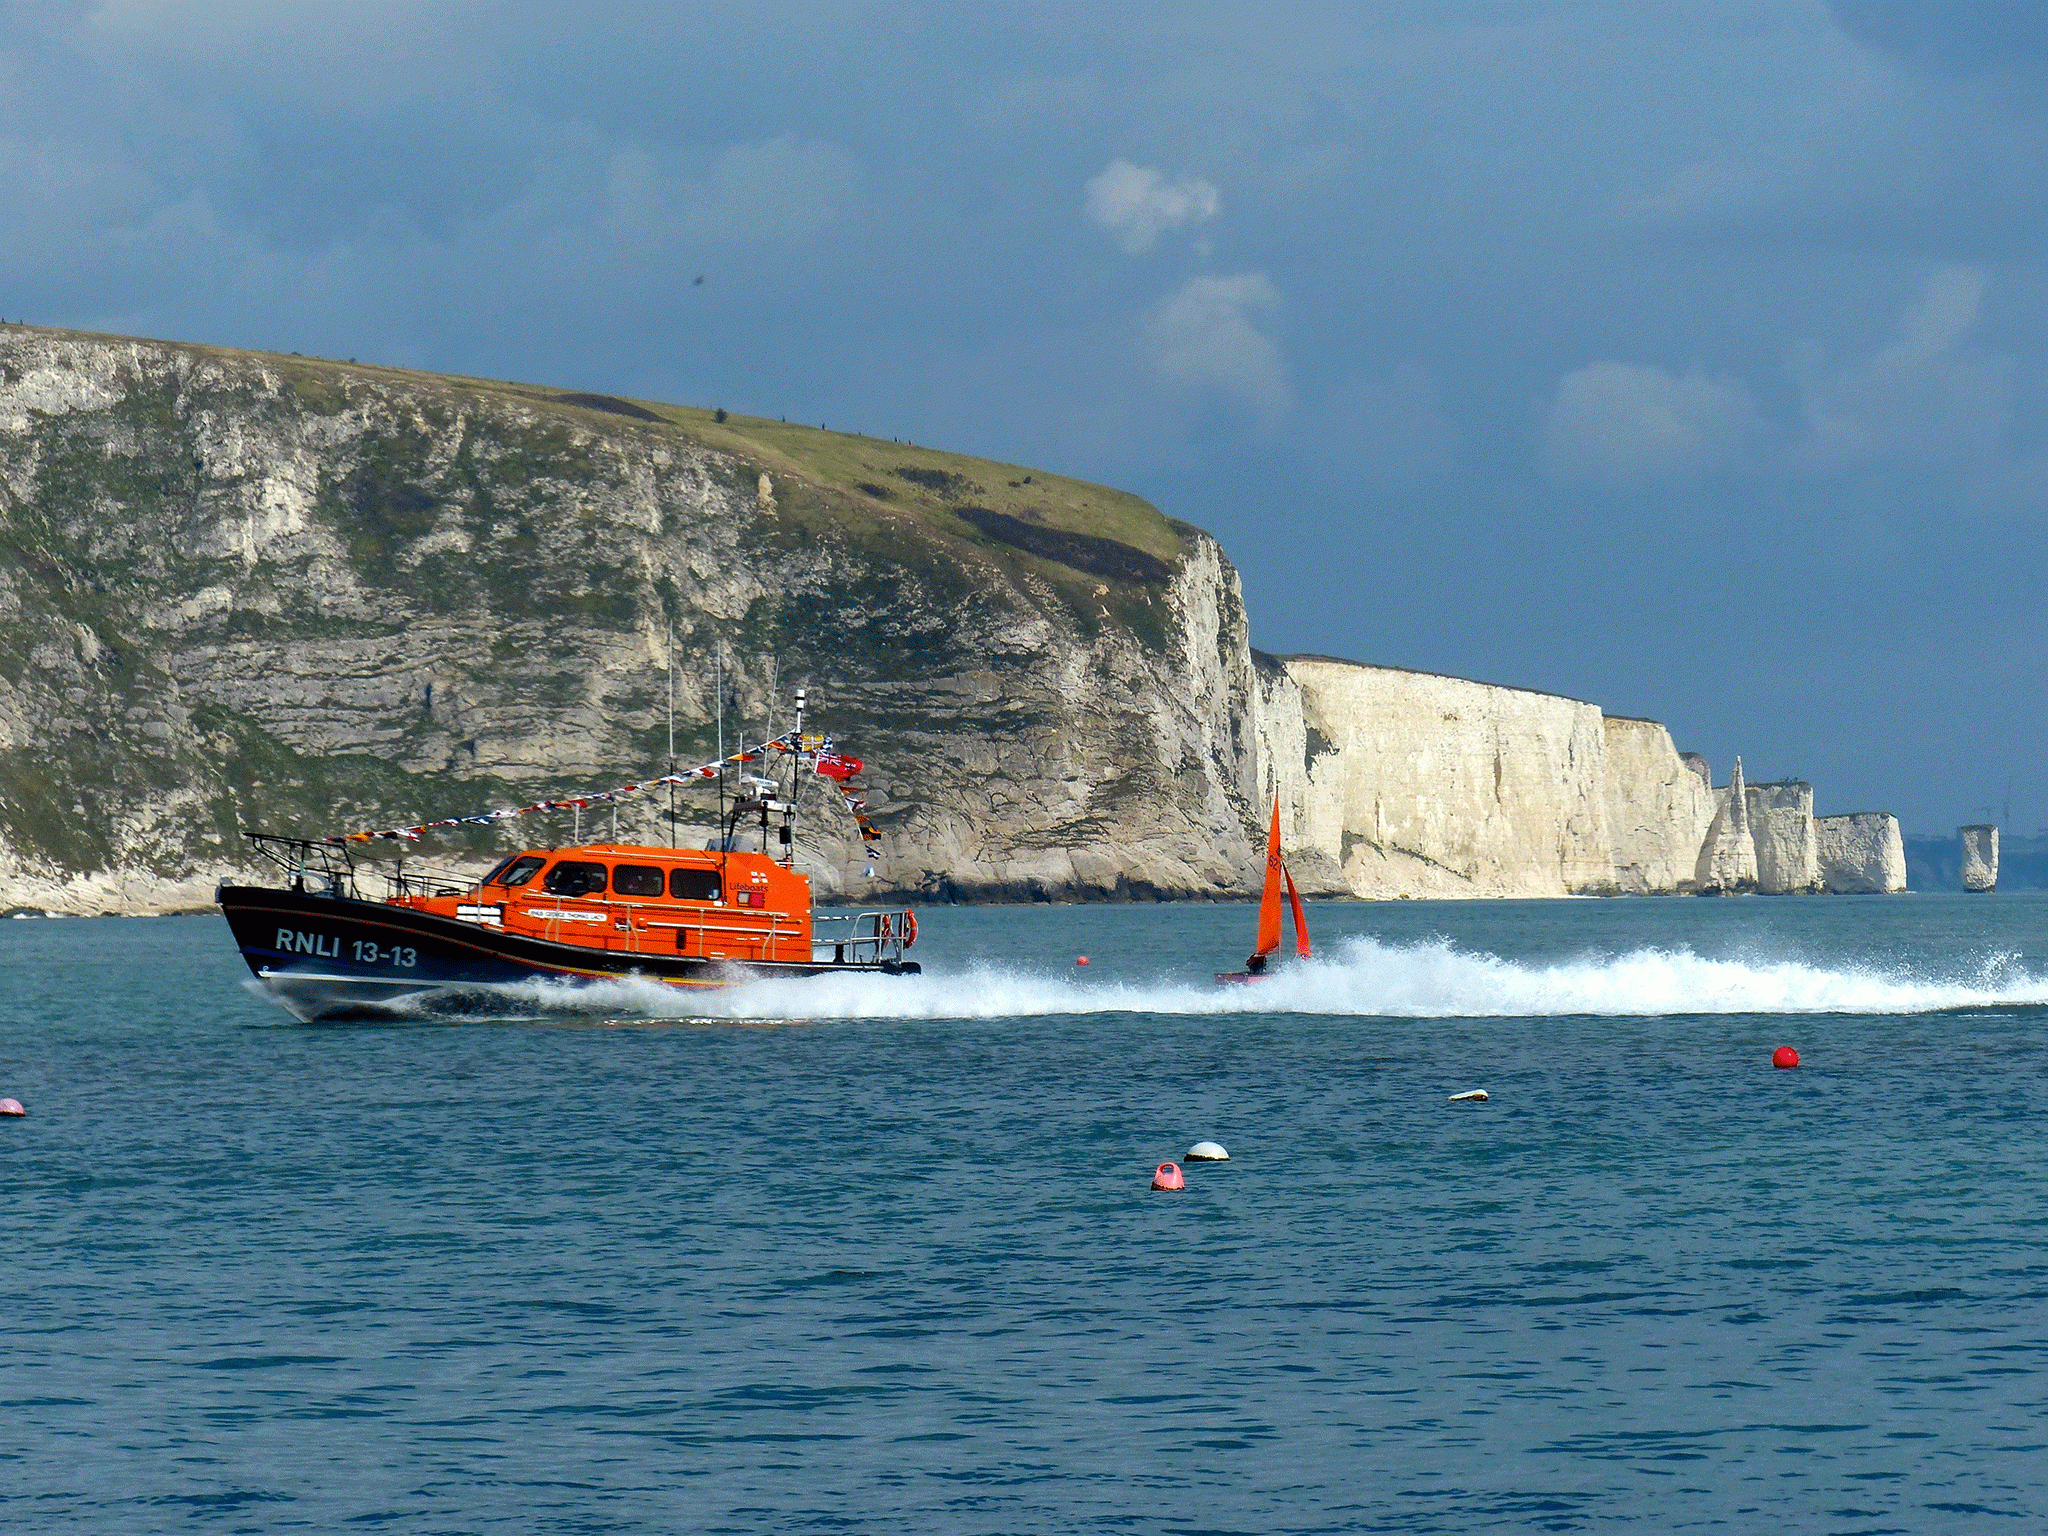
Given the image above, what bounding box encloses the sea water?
[5,895,2048,1533]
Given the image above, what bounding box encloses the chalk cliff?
[0,326,1898,912]
[1246,657,1884,901]
[1815,813,1907,894]
[1603,717,1716,895]
[1254,657,1616,899]
[1248,656,1731,900]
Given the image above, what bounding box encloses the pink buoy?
[1772,1046,1799,1071]
[1151,1161,1184,1191]
[0,1098,23,1117]
[1076,956,1090,966]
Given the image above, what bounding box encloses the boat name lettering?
[351,940,418,968]
[276,928,340,958]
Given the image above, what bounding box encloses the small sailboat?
[1217,795,1310,983]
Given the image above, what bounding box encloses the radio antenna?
[789,684,807,869]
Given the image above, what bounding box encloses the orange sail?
[1255,795,1284,956]
[1284,865,1311,958]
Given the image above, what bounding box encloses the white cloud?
[1145,272,1290,423]
[1085,159,1219,254]
[1543,362,1764,484]
[1793,265,2012,470]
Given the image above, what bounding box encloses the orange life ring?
[902,911,917,947]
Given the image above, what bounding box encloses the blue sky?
[5,1,2044,833]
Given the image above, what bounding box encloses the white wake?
[453,935,2048,1022]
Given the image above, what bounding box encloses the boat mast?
[715,645,727,888]
[763,657,777,854]
[787,685,806,869]
[666,620,676,849]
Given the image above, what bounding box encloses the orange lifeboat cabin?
[394,843,820,965]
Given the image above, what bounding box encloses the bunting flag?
[832,783,883,848]
[328,731,885,857]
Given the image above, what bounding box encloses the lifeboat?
[217,695,919,1021]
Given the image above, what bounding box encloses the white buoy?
[1185,1140,1230,1161]
[1447,1089,1488,1103]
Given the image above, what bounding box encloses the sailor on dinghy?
[1218,795,1310,984]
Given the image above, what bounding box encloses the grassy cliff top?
[13,324,1187,570]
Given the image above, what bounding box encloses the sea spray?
[390,934,2048,1023]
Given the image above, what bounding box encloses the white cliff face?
[1816,813,1907,893]
[1745,781,1820,894]
[1247,658,1883,901]
[1246,654,1347,893]
[1257,658,1615,899]
[1961,824,1999,892]
[1603,717,1716,894]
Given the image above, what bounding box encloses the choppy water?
[6,894,2048,1533]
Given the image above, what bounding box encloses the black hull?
[217,884,918,1022]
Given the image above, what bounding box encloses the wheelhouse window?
[541,860,608,897]
[611,864,665,898]
[491,855,546,889]
[669,866,722,902]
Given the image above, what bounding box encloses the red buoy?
[0,1098,23,1117]
[1151,1161,1184,1191]
[1772,1046,1799,1070]
[1076,956,1090,966]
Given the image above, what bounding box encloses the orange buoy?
[1151,1161,1184,1191]
[1772,1045,1800,1070]
[0,1098,23,1117]
[1076,956,1090,966]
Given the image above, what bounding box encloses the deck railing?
[808,909,915,965]
[450,892,914,966]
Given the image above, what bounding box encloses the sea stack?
[1815,813,1907,893]
[1745,779,1820,894]
[1961,824,1999,892]
[1694,756,1760,894]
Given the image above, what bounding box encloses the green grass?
[15,324,1187,578]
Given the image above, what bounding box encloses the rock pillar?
[1694,755,1759,894]
[1815,813,1906,893]
[1745,780,1820,893]
[1961,824,1999,892]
